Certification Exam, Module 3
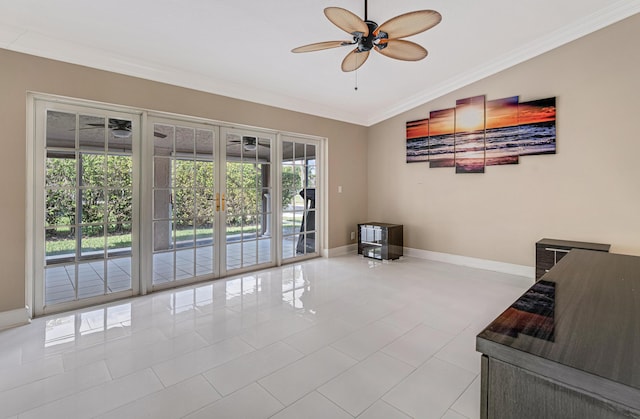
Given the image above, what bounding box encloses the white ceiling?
[1,0,638,126]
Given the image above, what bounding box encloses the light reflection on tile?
[0,255,531,419]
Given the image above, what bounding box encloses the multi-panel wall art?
[406,118,429,163]
[406,95,556,173]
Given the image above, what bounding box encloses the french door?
[33,100,140,316]
[222,128,275,274]
[148,118,221,290]
[147,123,277,290]
[280,136,320,261]
[32,98,322,315]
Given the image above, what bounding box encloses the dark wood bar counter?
[477,249,640,419]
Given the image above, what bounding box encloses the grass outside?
[46,219,297,256]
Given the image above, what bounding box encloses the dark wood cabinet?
[358,223,403,260]
[535,238,610,280]
[478,250,640,419]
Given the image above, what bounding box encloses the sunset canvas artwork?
[406,94,556,174]
[518,97,557,155]
[406,118,429,163]
[428,108,456,168]
[485,96,520,166]
[455,95,486,173]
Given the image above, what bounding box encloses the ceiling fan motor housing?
[242,136,257,151]
[356,21,382,52]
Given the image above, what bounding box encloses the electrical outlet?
[350,231,355,240]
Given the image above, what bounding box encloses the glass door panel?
[281,138,319,261]
[41,107,137,311]
[151,121,217,287]
[223,129,274,273]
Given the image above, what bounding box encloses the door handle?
[215,193,220,212]
[221,193,226,212]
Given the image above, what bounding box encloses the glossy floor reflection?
[0,255,531,419]
[45,236,307,306]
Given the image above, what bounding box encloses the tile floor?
[0,255,532,418]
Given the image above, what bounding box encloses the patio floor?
[44,236,306,306]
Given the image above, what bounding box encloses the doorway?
[280,136,320,262]
[31,97,324,315]
[222,128,275,274]
[33,100,141,315]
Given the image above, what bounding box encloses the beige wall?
[367,14,640,267]
[0,49,368,312]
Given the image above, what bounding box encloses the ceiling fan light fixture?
[112,128,132,138]
[243,136,257,151]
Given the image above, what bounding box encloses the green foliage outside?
[45,155,303,256]
[281,166,304,210]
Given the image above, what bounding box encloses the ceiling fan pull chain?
[355,68,358,91]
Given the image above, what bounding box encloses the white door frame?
[220,127,277,276]
[26,93,327,318]
[29,95,142,316]
[144,115,222,293]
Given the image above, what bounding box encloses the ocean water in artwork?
[409,120,555,167]
[406,137,429,162]
[485,125,521,166]
[518,121,556,155]
[455,130,485,155]
[429,134,455,167]
[484,121,555,165]
[455,129,485,173]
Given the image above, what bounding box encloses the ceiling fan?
[227,135,267,152]
[291,0,441,72]
[81,119,167,138]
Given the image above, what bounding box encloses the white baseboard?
[0,306,31,331]
[324,245,535,280]
[324,244,358,258]
[404,247,535,280]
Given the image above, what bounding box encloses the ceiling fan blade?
[376,10,442,39]
[292,41,350,53]
[341,49,370,72]
[153,131,167,138]
[324,7,369,36]
[376,39,428,61]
